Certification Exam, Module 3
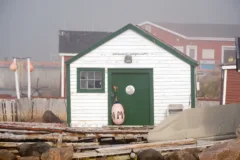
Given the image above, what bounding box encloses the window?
[77,68,105,93]
[222,46,236,64]
[202,49,215,59]
[186,45,197,60]
[145,25,151,33]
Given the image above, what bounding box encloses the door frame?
[107,68,154,125]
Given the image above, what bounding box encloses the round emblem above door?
[125,85,135,95]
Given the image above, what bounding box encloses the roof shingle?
[58,30,112,53]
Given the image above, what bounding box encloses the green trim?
[191,66,196,108]
[76,68,105,93]
[66,64,71,126]
[66,24,198,67]
[107,68,154,125]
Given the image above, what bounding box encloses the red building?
[138,21,239,72]
[221,37,240,105]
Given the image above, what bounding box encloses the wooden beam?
[96,138,197,153]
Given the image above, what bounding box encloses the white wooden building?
[65,24,198,127]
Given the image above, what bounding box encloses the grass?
[197,69,221,99]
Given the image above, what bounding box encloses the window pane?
[189,49,195,54]
[95,80,102,88]
[224,49,236,64]
[80,71,87,79]
[95,71,102,80]
[88,80,94,88]
[202,49,214,59]
[87,71,94,79]
[80,80,87,89]
[189,49,195,59]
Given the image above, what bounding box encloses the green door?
[108,69,153,125]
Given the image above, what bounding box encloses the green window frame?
[77,68,105,93]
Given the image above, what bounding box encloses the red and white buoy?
[111,86,125,125]
[9,60,17,72]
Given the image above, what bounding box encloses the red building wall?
[140,24,235,71]
[226,69,240,104]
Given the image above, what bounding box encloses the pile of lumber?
[0,122,152,142]
[0,122,232,159]
[0,122,152,158]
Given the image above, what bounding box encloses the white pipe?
[14,58,20,99]
[222,69,228,105]
[61,56,64,97]
[27,58,31,99]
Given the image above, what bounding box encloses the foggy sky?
[0,0,240,61]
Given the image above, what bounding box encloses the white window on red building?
[145,25,151,33]
[202,49,215,59]
[186,45,197,60]
[222,46,236,64]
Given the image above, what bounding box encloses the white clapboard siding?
[70,29,191,127]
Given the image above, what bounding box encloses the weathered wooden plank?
[73,150,131,159]
[102,125,154,130]
[96,138,197,153]
[0,100,3,121]
[0,129,49,134]
[73,153,131,160]
[0,122,149,134]
[72,139,232,159]
[0,133,78,141]
[5,101,12,122]
[0,142,99,148]
[18,98,32,121]
[74,144,131,151]
[64,142,99,147]
[0,122,65,127]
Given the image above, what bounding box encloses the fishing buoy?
[9,60,17,72]
[111,85,125,125]
[111,102,125,125]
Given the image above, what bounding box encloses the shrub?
[197,69,221,99]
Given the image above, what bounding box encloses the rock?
[42,110,63,123]
[199,139,240,160]
[17,142,51,157]
[41,146,73,160]
[137,148,164,160]
[165,148,201,160]
[20,156,39,160]
[0,149,16,160]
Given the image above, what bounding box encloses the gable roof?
[66,24,198,67]
[139,21,240,40]
[58,30,112,53]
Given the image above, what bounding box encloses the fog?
[0,0,240,61]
